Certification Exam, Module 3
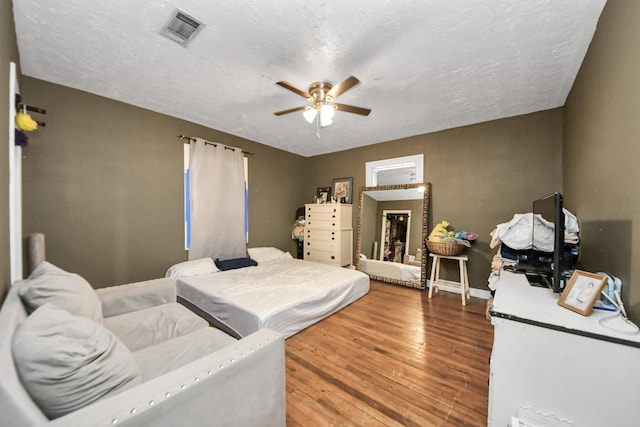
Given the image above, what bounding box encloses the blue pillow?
[214,257,258,271]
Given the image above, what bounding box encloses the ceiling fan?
[273,76,371,130]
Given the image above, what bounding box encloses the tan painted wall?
[21,77,306,288]
[0,0,20,301]
[7,2,635,320]
[18,70,563,293]
[306,109,564,290]
[564,0,640,322]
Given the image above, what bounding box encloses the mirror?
[355,183,430,289]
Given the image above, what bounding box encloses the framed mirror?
[355,183,430,289]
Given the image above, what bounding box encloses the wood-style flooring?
[285,280,494,427]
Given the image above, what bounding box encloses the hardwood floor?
[285,280,494,426]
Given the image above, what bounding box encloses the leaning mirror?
[355,183,430,289]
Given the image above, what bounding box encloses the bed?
[170,248,370,339]
[359,258,421,283]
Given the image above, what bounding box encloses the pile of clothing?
[487,209,579,291]
[490,209,579,252]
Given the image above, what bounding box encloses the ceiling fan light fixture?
[319,104,335,127]
[320,104,335,120]
[273,76,370,133]
[320,114,333,127]
[303,108,317,123]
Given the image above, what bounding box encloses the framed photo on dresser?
[557,270,607,316]
[332,177,353,204]
[316,187,331,204]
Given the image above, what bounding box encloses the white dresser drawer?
[305,204,351,225]
[306,219,342,230]
[305,210,339,222]
[305,229,340,242]
[304,249,342,266]
[305,238,340,253]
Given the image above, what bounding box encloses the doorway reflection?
[382,211,410,262]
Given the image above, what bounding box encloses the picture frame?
[332,177,353,204]
[316,187,331,204]
[557,270,607,316]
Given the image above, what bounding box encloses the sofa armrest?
[96,278,177,318]
[47,328,286,427]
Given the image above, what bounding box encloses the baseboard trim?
[470,288,492,299]
[426,280,491,300]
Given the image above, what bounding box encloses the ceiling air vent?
[160,9,205,47]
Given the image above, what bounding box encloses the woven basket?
[426,240,465,256]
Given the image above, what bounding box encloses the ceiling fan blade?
[326,76,360,100]
[273,106,309,116]
[276,81,311,99]
[334,103,371,116]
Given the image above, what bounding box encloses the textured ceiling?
[12,0,606,157]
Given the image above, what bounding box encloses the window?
[365,154,424,186]
[183,145,249,249]
[183,144,191,249]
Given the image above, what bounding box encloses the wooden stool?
[428,253,470,306]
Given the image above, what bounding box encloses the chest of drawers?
[304,204,353,267]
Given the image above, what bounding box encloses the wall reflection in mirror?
[355,183,430,289]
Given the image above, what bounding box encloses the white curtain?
[188,138,247,260]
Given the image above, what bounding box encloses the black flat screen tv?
[531,192,572,293]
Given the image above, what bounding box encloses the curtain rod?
[178,135,254,156]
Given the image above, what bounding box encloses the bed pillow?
[247,247,292,263]
[18,261,103,323]
[165,257,219,278]
[12,303,142,419]
[214,257,258,271]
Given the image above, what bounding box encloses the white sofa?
[0,266,286,426]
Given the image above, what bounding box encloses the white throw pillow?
[18,261,103,323]
[165,257,219,278]
[247,247,293,263]
[12,303,142,419]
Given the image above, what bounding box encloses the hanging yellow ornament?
[15,110,38,132]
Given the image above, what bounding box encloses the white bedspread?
[359,259,421,282]
[177,259,370,339]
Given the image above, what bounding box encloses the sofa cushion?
[103,302,208,352]
[12,303,142,419]
[134,326,237,381]
[18,261,103,323]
